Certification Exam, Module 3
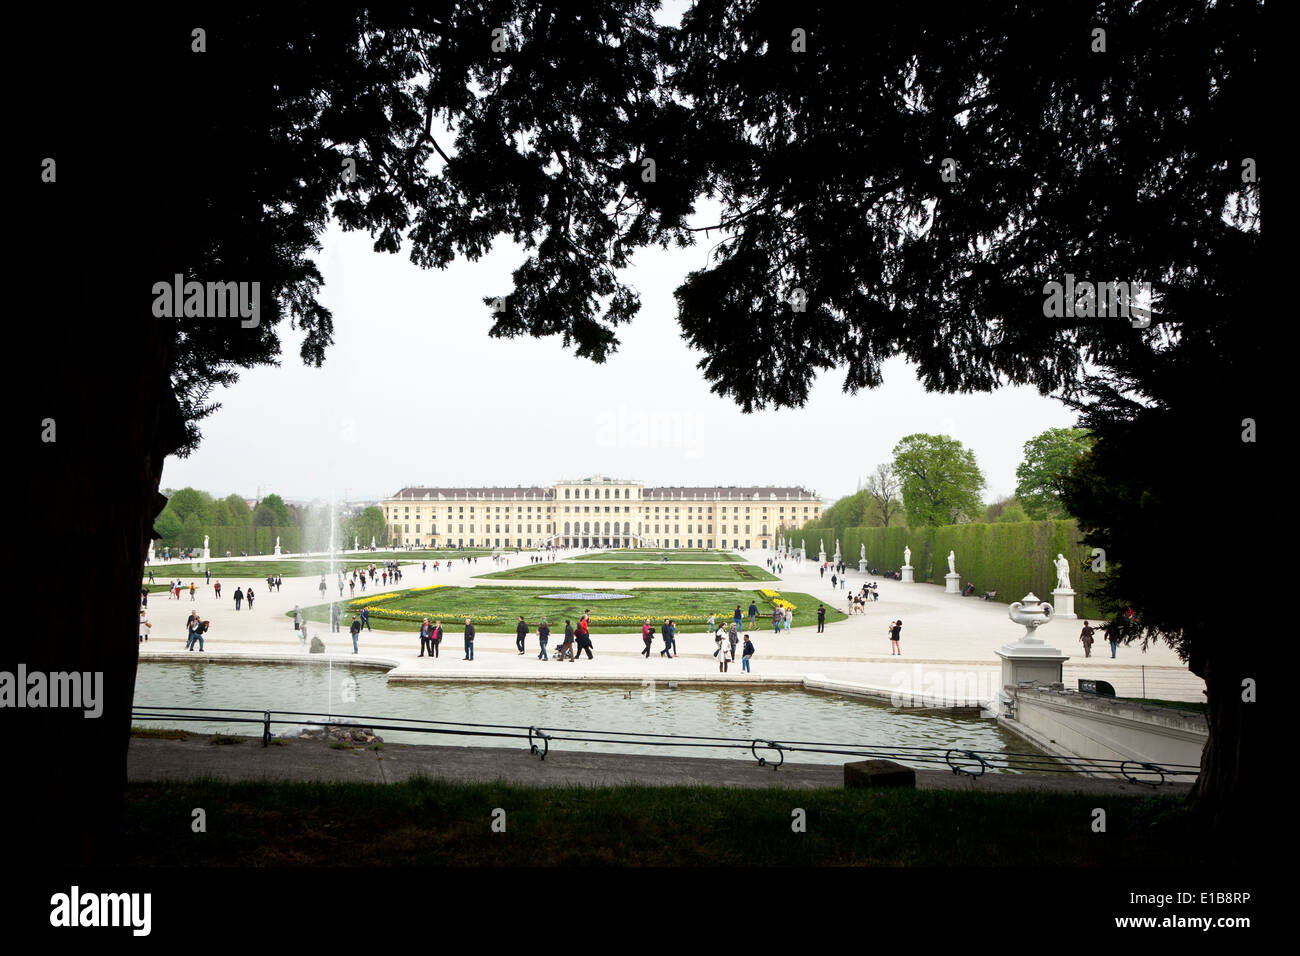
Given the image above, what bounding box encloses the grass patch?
[476,561,778,583]
[298,586,844,633]
[571,550,743,562]
[131,726,190,740]
[210,734,245,746]
[115,777,1219,866]
[1125,697,1206,714]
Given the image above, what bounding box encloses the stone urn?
[1007,592,1055,643]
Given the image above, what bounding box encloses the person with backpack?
[741,635,755,673]
[350,615,362,654]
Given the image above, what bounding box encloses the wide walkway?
[141,547,1204,703]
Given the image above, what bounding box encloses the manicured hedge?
[841,520,1100,617]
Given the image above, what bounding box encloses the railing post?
[263,710,271,747]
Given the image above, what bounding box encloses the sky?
[160,220,1080,508]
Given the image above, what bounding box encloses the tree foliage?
[1015,427,1093,519]
[892,434,986,527]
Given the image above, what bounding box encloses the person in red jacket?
[641,619,654,658]
[574,614,593,660]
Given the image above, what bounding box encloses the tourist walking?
[463,618,476,660]
[138,608,151,644]
[330,603,341,633]
[641,619,654,658]
[772,605,783,634]
[889,619,902,655]
[574,615,593,660]
[293,605,303,638]
[538,620,550,660]
[783,606,792,632]
[1109,629,1119,659]
[350,615,361,653]
[747,600,758,630]
[189,582,196,601]
[516,616,529,655]
[246,587,254,611]
[816,604,825,633]
[233,586,243,610]
[1079,621,1095,658]
[728,621,740,662]
[733,605,743,634]
[741,635,754,673]
[319,576,327,600]
[660,619,674,658]
[559,620,576,661]
[830,573,837,589]
[213,581,221,599]
[419,617,433,657]
[361,606,371,631]
[706,613,716,632]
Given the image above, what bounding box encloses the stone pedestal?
[202,546,211,561]
[844,759,916,789]
[859,559,868,572]
[1052,587,1077,619]
[945,571,961,594]
[818,550,826,564]
[900,565,914,583]
[273,544,282,556]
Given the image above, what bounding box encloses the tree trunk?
[1186,636,1259,839]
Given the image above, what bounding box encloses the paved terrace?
[141,548,1204,704]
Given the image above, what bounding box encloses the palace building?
[383,475,822,550]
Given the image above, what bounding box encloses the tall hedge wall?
[840,519,1100,618]
[167,525,301,556]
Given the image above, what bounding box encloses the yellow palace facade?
[383,475,822,550]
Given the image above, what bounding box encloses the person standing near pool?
[463,617,476,660]
[419,617,433,657]
[430,620,442,658]
[516,616,529,655]
[889,619,902,655]
[641,619,654,658]
[741,635,755,673]
[350,615,361,654]
[660,618,673,658]
[537,619,550,660]
[728,621,740,662]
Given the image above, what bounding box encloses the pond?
[134,660,1040,771]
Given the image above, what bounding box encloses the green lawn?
[475,561,778,583]
[142,553,500,584]
[297,585,840,633]
[572,550,743,562]
[115,777,1215,866]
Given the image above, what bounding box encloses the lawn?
[475,561,778,583]
[115,777,1214,866]
[141,553,494,584]
[571,550,743,562]
[296,585,841,633]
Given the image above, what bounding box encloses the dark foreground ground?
[111,733,1226,866]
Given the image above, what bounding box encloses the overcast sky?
[161,217,1079,507]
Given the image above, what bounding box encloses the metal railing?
[131,704,1200,785]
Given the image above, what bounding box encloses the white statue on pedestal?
[203,535,209,551]
[274,535,282,556]
[1054,553,1071,590]
[371,535,377,549]
[860,544,866,561]
[354,535,359,551]
[904,546,912,566]
[947,550,956,574]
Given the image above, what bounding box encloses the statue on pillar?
[947,550,956,574]
[903,545,912,567]
[1054,553,1072,590]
